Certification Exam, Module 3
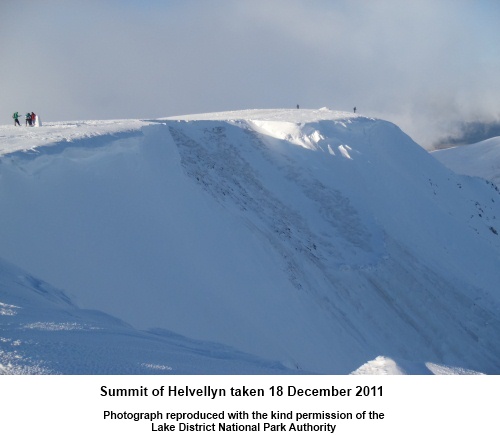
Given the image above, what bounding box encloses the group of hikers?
[12,111,39,127]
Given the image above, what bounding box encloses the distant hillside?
[433,136,500,188]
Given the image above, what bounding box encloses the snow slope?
[433,137,500,188]
[1,108,500,374]
[0,249,300,375]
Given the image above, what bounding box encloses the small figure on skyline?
[12,112,20,126]
[353,107,356,113]
[25,112,32,126]
[297,104,299,109]
[31,112,36,125]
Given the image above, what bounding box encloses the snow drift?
[0,256,296,374]
[1,109,500,374]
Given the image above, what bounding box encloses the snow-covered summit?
[1,109,500,374]
[166,107,359,123]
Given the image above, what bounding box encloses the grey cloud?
[2,0,500,148]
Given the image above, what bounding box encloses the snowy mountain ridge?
[1,108,500,375]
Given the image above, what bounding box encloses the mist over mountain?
[433,120,500,150]
[1,109,500,375]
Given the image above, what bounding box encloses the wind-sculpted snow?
[1,109,500,374]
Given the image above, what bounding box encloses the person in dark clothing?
[25,113,32,126]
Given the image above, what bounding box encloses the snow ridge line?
[0,129,144,161]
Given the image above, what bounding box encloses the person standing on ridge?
[353,107,356,113]
[31,112,36,125]
[25,112,32,126]
[13,112,21,126]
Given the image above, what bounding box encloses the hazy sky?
[2,0,500,147]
